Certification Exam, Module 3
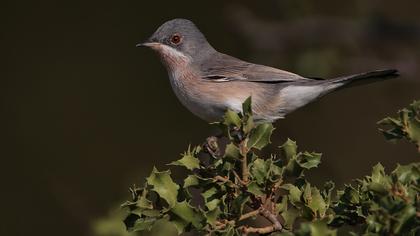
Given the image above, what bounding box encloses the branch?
[213,175,238,188]
[241,225,278,235]
[232,170,247,186]
[239,206,283,235]
[214,219,236,231]
[239,209,260,221]
[259,207,283,231]
[239,139,250,183]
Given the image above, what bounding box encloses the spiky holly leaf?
[280,138,298,161]
[251,158,270,184]
[169,146,200,170]
[223,109,241,127]
[170,201,204,229]
[378,100,420,152]
[247,123,274,150]
[146,168,179,208]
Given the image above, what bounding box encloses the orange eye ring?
[170,34,182,45]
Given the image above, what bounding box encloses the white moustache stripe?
[158,44,191,62]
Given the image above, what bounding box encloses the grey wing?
[200,53,310,83]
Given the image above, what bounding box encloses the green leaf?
[378,100,420,152]
[251,158,269,184]
[297,152,322,169]
[169,148,200,170]
[285,159,303,177]
[243,114,255,135]
[170,219,188,236]
[150,218,178,236]
[146,167,179,208]
[247,181,264,196]
[135,188,153,210]
[232,194,250,216]
[281,207,299,230]
[205,207,222,225]
[247,123,274,150]
[170,201,204,229]
[224,143,240,159]
[273,232,295,236]
[393,205,416,234]
[303,183,312,204]
[223,109,241,127]
[183,175,199,188]
[276,195,288,214]
[282,184,302,205]
[140,210,160,217]
[340,185,360,204]
[308,220,336,236]
[280,138,298,161]
[307,187,327,217]
[130,217,155,232]
[368,163,391,194]
[202,187,218,202]
[242,96,252,115]
[123,214,141,231]
[393,163,420,184]
[205,199,221,211]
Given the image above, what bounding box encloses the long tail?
[329,69,399,88]
[275,69,399,117]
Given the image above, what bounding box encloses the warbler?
[138,19,398,122]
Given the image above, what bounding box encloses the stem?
[239,139,249,183]
[241,225,277,235]
[214,175,238,188]
[239,209,260,221]
[259,207,283,231]
[214,219,235,230]
[239,206,283,235]
[232,170,247,186]
[242,157,249,183]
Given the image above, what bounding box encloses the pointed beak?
[136,42,149,47]
[136,38,160,48]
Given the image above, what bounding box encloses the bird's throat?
[151,44,190,71]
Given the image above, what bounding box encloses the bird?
[137,18,399,123]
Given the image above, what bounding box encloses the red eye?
[170,34,182,45]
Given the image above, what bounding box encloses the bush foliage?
[121,99,419,236]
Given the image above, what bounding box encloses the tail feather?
[330,69,399,87]
[277,69,399,117]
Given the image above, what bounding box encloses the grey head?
[138,19,216,64]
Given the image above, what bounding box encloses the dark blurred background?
[2,0,420,235]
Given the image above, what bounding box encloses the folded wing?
[200,53,310,83]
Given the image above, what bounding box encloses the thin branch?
[214,175,229,182]
[232,170,247,186]
[239,209,260,221]
[239,139,250,183]
[240,225,277,235]
[214,175,238,188]
[214,219,235,230]
[238,206,282,235]
[259,207,283,231]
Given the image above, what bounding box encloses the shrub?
[122,99,419,235]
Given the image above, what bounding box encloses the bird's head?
[137,19,215,68]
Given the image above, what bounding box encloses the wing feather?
[200,53,310,83]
